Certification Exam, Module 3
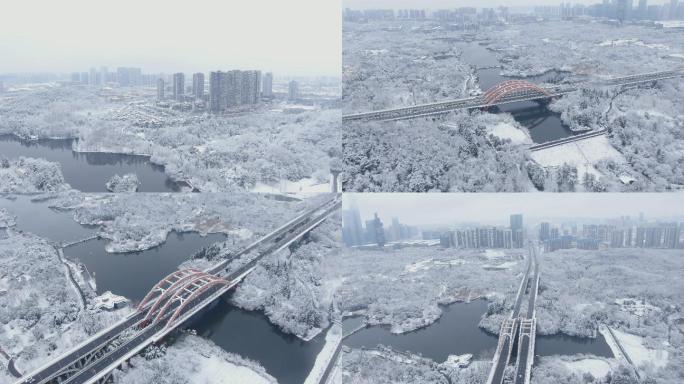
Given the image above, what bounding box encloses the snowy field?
[610,328,669,369]
[562,358,612,378]
[113,334,276,384]
[531,135,627,185]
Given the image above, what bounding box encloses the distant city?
[344,0,684,24]
[343,204,684,251]
[61,67,300,113]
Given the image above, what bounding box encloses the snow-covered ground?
[230,210,341,340]
[340,346,489,384]
[0,229,129,380]
[335,246,523,334]
[46,192,301,252]
[0,208,15,228]
[531,135,627,184]
[562,358,612,379]
[0,157,70,193]
[113,334,276,384]
[0,85,341,193]
[104,173,140,192]
[304,323,342,384]
[251,176,333,198]
[610,328,669,369]
[487,122,531,145]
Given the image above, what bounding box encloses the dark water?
[459,43,576,144]
[0,195,96,243]
[536,333,614,357]
[193,299,326,384]
[1,195,323,384]
[62,232,227,303]
[343,301,498,361]
[0,135,182,192]
[343,300,613,362]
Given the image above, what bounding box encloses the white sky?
[344,0,671,9]
[0,0,341,76]
[344,193,684,226]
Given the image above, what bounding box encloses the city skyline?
[344,193,684,226]
[343,0,672,9]
[0,0,341,76]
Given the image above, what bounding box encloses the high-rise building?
[209,71,222,113]
[616,0,631,21]
[173,73,185,100]
[262,72,273,98]
[209,71,221,111]
[89,67,98,86]
[342,206,364,247]
[670,0,680,18]
[510,214,523,248]
[209,70,262,112]
[539,222,550,241]
[240,70,261,104]
[372,213,386,247]
[116,67,142,87]
[80,72,89,84]
[192,73,204,99]
[157,78,165,100]
[288,80,299,101]
[638,0,648,18]
[100,66,108,85]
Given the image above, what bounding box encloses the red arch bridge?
[15,195,341,384]
[342,68,684,122]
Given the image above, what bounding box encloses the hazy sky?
[0,0,341,76]
[344,0,670,9]
[345,193,684,226]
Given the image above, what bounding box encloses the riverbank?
[1,85,340,193]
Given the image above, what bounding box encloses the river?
[343,300,613,363]
[457,42,578,144]
[0,195,324,384]
[0,135,183,192]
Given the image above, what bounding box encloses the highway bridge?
[486,242,540,384]
[513,245,540,384]
[16,195,341,384]
[342,68,684,123]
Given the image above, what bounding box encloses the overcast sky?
[344,0,670,9]
[0,0,341,76]
[345,193,684,226]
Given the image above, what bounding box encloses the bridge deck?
[343,69,684,123]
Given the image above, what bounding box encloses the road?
[487,242,535,384]
[513,245,540,384]
[16,195,341,384]
[529,129,607,151]
[342,69,684,123]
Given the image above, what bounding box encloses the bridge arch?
[142,271,214,324]
[165,279,230,328]
[482,80,551,105]
[138,269,201,310]
[152,274,227,326]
